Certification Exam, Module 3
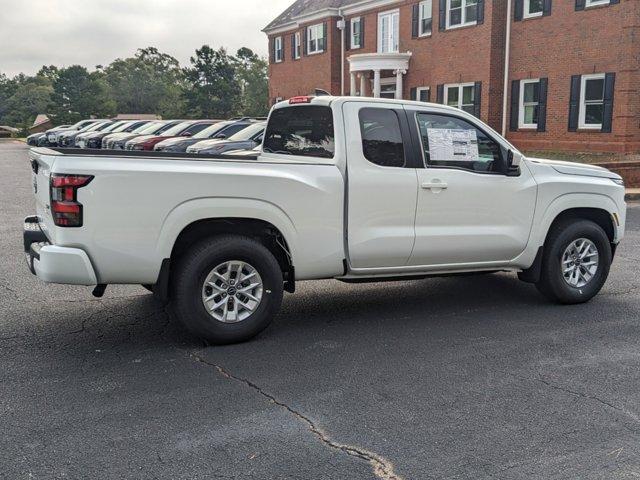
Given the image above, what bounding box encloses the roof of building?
[114,114,162,121]
[0,125,19,133]
[264,0,361,31]
[32,114,51,128]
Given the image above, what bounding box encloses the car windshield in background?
[83,123,108,133]
[102,122,126,133]
[112,122,135,133]
[192,122,228,139]
[137,122,164,134]
[161,122,192,137]
[228,123,266,141]
[263,106,334,158]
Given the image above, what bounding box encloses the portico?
[347,52,412,99]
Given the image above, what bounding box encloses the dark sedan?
[186,122,266,155]
[153,120,253,153]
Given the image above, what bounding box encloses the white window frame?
[586,0,610,7]
[418,0,433,37]
[518,78,540,129]
[444,83,475,112]
[523,0,544,19]
[416,86,430,102]
[293,32,301,59]
[446,0,478,30]
[350,17,362,49]
[274,37,283,63]
[579,73,606,130]
[307,23,325,55]
[377,10,400,53]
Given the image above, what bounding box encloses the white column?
[350,72,357,96]
[360,73,367,97]
[373,69,381,98]
[395,69,405,100]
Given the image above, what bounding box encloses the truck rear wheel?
[536,219,612,304]
[171,235,284,344]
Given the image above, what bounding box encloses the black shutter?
[537,78,548,132]
[345,20,351,51]
[543,0,552,16]
[322,22,328,51]
[291,34,296,59]
[412,4,420,38]
[410,87,418,101]
[477,0,485,24]
[439,0,446,31]
[514,0,524,21]
[437,84,444,104]
[510,80,520,132]
[269,38,275,63]
[303,27,308,55]
[602,73,616,133]
[568,75,581,132]
[575,0,585,11]
[281,37,285,62]
[473,82,482,118]
[360,17,365,47]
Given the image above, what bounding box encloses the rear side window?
[183,123,212,136]
[359,108,405,168]
[263,106,334,158]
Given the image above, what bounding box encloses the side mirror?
[215,134,227,139]
[183,132,193,137]
[507,150,524,175]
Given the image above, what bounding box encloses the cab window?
[263,106,334,158]
[416,113,503,173]
[359,108,405,168]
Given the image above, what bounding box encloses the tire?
[536,219,612,304]
[170,235,284,344]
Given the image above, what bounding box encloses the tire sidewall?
[543,221,612,303]
[173,237,283,344]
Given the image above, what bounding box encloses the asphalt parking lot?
[1,139,639,480]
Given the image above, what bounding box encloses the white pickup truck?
[24,96,627,343]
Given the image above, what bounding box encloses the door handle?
[421,181,449,191]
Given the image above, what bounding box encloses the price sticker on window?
[427,128,479,162]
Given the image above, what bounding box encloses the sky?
[0,0,293,77]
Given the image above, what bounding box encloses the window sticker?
[427,128,479,162]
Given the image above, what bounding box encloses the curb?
[626,191,640,202]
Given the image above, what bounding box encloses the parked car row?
[28,117,267,155]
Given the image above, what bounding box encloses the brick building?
[264,0,639,153]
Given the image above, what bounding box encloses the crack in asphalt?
[191,353,404,480]
[0,282,21,301]
[504,371,640,430]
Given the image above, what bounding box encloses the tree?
[49,65,115,123]
[182,46,241,119]
[234,48,269,117]
[104,47,186,118]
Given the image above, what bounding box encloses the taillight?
[50,174,93,227]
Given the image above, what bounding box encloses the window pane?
[585,78,604,101]
[419,89,430,102]
[465,4,477,22]
[462,86,474,104]
[523,82,539,103]
[421,18,432,34]
[447,87,459,106]
[417,113,502,172]
[263,106,335,158]
[528,0,543,13]
[585,104,604,125]
[450,8,462,25]
[359,108,405,168]
[450,0,462,7]
[524,105,538,125]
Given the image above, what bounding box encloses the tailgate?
[29,150,57,243]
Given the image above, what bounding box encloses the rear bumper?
[23,216,98,286]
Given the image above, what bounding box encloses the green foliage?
[0,45,270,129]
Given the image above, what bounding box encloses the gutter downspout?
[501,0,512,137]
[339,8,346,96]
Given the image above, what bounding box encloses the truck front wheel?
[171,235,284,344]
[536,219,612,304]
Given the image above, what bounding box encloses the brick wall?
[267,0,638,153]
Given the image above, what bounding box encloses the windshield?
[228,123,266,141]
[193,122,229,139]
[82,122,108,133]
[136,122,164,134]
[102,122,126,133]
[161,121,192,137]
[112,122,135,133]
